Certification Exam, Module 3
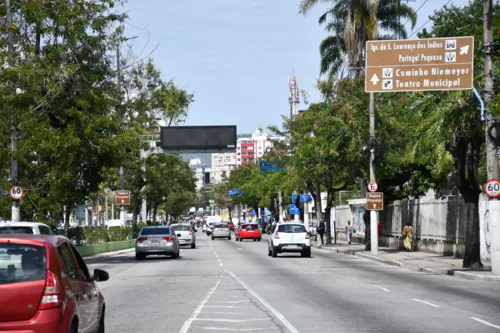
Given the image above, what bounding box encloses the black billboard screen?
[160,125,237,153]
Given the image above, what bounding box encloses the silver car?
[135,226,180,260]
[171,223,196,248]
[211,223,231,240]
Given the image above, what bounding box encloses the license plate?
[149,240,160,244]
[285,245,299,249]
[0,254,11,260]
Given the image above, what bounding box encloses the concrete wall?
[334,194,490,258]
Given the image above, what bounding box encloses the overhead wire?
[408,0,453,38]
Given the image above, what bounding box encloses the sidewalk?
[82,248,134,263]
[262,234,499,281]
[311,238,499,282]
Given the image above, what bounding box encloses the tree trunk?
[64,206,71,238]
[152,205,157,224]
[462,197,483,268]
[325,189,334,244]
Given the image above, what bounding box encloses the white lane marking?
[202,311,245,314]
[213,300,249,303]
[237,248,243,250]
[471,317,500,330]
[179,274,224,333]
[204,305,240,308]
[220,263,223,266]
[373,285,391,292]
[194,318,271,323]
[225,270,300,333]
[352,278,358,281]
[192,327,278,331]
[413,299,441,308]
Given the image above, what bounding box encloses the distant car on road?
[0,234,109,333]
[212,223,231,240]
[171,223,196,249]
[268,222,311,258]
[135,226,180,260]
[235,223,261,242]
[0,222,53,235]
[227,221,235,231]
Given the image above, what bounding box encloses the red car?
[227,221,235,231]
[235,223,261,241]
[0,234,109,333]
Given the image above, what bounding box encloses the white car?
[268,222,311,258]
[171,223,196,248]
[0,222,53,235]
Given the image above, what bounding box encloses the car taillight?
[189,227,193,233]
[137,237,147,243]
[305,232,310,239]
[274,232,280,239]
[39,270,61,310]
[163,236,173,241]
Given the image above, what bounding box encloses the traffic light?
[204,172,210,184]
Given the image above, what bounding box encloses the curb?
[311,243,500,282]
[83,248,134,263]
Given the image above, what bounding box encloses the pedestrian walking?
[318,218,325,246]
[346,220,353,245]
[402,222,414,251]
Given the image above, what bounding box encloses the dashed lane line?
[373,285,391,292]
[471,317,500,330]
[191,327,279,331]
[412,299,441,308]
[194,318,271,323]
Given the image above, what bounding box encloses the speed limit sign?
[9,186,24,201]
[484,179,500,198]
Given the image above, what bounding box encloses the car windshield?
[0,244,46,284]
[214,224,227,228]
[140,227,171,235]
[171,225,191,232]
[277,225,306,233]
[0,227,34,234]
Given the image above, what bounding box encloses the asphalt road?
[86,232,500,333]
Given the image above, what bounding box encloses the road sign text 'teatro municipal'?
[365,37,474,93]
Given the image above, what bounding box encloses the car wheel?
[258,238,261,242]
[135,253,144,260]
[239,238,242,242]
[69,319,78,333]
[272,246,278,257]
[302,248,311,258]
[253,239,257,242]
[228,236,231,240]
[171,249,179,259]
[97,309,105,333]
[211,236,214,240]
[191,243,196,249]
[268,248,272,256]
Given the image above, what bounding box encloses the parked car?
[170,223,196,249]
[227,221,235,231]
[267,222,311,257]
[0,234,109,333]
[235,223,261,242]
[211,223,231,240]
[135,226,180,260]
[0,222,53,235]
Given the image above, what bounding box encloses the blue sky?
[123,0,470,133]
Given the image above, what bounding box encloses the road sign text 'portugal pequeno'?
[365,37,474,93]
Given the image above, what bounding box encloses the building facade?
[236,128,283,166]
[211,153,236,184]
[189,158,211,190]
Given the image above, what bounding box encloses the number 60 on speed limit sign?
[484,179,500,198]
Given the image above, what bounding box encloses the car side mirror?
[93,269,109,282]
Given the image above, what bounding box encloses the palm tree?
[299,0,417,78]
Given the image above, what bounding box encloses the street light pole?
[369,92,378,254]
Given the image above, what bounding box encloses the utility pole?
[369,92,378,254]
[116,26,126,226]
[6,0,20,222]
[483,0,500,274]
[288,71,300,221]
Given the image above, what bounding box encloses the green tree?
[299,0,417,77]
